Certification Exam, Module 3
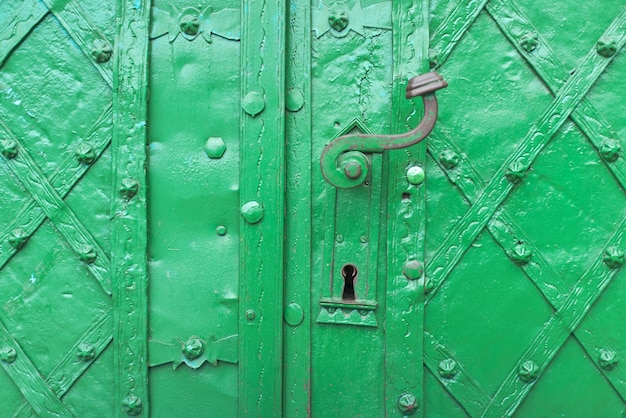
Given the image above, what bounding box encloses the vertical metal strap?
[385,0,429,416]
[239,0,286,415]
[111,0,151,416]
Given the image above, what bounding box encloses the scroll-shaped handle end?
[321,72,448,188]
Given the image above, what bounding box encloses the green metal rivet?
[284,302,305,327]
[510,242,532,265]
[204,137,227,159]
[599,349,618,370]
[246,310,256,321]
[179,14,200,37]
[78,244,97,264]
[75,143,96,164]
[8,228,28,249]
[0,347,17,363]
[91,40,112,63]
[518,360,540,382]
[242,91,265,117]
[404,259,424,280]
[603,246,624,269]
[241,201,264,224]
[397,393,418,415]
[597,38,617,58]
[120,178,139,199]
[438,358,458,379]
[286,89,304,112]
[328,11,349,32]
[505,161,526,183]
[406,165,425,185]
[359,235,368,243]
[343,160,362,179]
[216,225,227,236]
[439,149,459,169]
[520,33,539,53]
[336,234,344,243]
[182,337,204,360]
[600,139,621,162]
[0,139,18,159]
[77,342,95,361]
[121,395,142,416]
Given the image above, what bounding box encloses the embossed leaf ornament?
[328,11,349,32]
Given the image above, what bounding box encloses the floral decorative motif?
[150,5,241,43]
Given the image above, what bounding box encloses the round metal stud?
[284,303,305,327]
[241,201,264,224]
[242,92,266,117]
[406,165,425,185]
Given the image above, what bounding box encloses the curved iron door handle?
[320,72,448,188]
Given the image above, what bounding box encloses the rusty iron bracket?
[320,72,448,188]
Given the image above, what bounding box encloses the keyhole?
[341,264,357,301]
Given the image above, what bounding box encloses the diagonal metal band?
[0,105,113,274]
[0,317,73,417]
[425,8,626,304]
[0,0,48,67]
[0,120,112,295]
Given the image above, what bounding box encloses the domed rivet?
[505,161,526,183]
[121,395,142,416]
[518,360,540,382]
[404,259,424,281]
[600,139,621,162]
[77,342,95,361]
[438,358,458,379]
[359,235,368,243]
[216,225,227,236]
[406,165,425,185]
[8,228,28,249]
[204,137,226,159]
[91,40,112,63]
[241,201,264,224]
[520,33,539,53]
[603,246,624,269]
[599,349,618,370]
[182,337,204,360]
[0,347,17,363]
[597,37,617,58]
[397,393,418,415]
[439,149,459,169]
[242,92,265,117]
[78,244,97,264]
[75,143,96,164]
[246,310,256,321]
[120,178,139,199]
[286,89,304,112]
[510,242,532,265]
[284,303,305,327]
[343,160,362,179]
[336,234,344,243]
[0,139,18,159]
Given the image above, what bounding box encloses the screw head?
[600,139,621,162]
[8,228,28,249]
[75,143,96,164]
[397,393,418,415]
[77,342,95,361]
[121,395,142,416]
[0,347,17,363]
[246,310,256,321]
[438,358,458,378]
[78,244,97,264]
[204,137,227,159]
[599,349,618,370]
[520,33,539,53]
[241,201,264,224]
[404,259,424,280]
[510,242,532,265]
[518,360,540,382]
[505,161,527,183]
[406,165,425,185]
[597,37,617,58]
[328,11,349,32]
[91,40,112,63]
[604,246,624,269]
[0,139,18,159]
[182,337,204,360]
[439,149,459,169]
[120,178,139,199]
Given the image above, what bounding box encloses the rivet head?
[182,337,204,360]
[343,160,362,179]
[505,161,526,183]
[286,89,304,112]
[438,358,458,379]
[216,225,227,236]
[397,393,418,415]
[0,139,18,159]
[404,259,424,280]
[284,302,305,327]
[336,234,344,243]
[600,139,621,162]
[359,235,368,243]
[518,360,540,382]
[599,349,618,370]
[246,310,256,321]
[121,395,142,416]
[75,143,96,164]
[77,343,95,361]
[406,165,425,185]
[78,244,97,264]
[241,201,264,224]
[91,40,112,63]
[179,14,201,37]
[597,37,617,58]
[603,246,624,269]
[0,347,17,363]
[439,149,459,169]
[510,242,532,265]
[520,33,539,53]
[8,228,28,249]
[242,91,265,117]
[204,137,226,159]
[120,178,139,199]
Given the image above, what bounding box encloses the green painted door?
[1,0,625,417]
